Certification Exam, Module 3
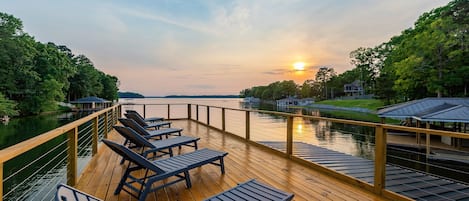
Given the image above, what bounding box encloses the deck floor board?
[76,120,387,201]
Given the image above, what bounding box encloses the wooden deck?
[264,142,469,200]
[75,119,389,201]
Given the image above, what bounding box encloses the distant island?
[153,95,240,98]
[119,92,239,99]
[118,92,145,98]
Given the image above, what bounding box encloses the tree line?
[241,0,468,104]
[0,13,119,116]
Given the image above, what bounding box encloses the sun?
[293,62,305,71]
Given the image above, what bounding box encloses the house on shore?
[277,97,314,107]
[344,80,363,96]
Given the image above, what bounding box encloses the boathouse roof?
[377,98,469,123]
[70,96,110,103]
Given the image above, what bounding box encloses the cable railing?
[122,103,469,201]
[0,104,121,201]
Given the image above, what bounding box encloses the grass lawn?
[316,99,385,111]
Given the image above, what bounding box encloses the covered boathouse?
[377,97,469,147]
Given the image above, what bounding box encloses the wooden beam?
[187,104,191,119]
[426,123,431,158]
[196,105,199,121]
[104,112,109,139]
[245,111,250,140]
[92,117,99,156]
[222,108,226,131]
[168,104,171,119]
[67,127,78,186]
[374,125,386,194]
[207,106,210,125]
[287,116,293,156]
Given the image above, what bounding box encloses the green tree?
[68,55,103,100]
[315,67,336,100]
[99,73,119,101]
[0,92,18,116]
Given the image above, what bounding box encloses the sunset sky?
[1,0,451,96]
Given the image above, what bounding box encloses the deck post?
[92,116,99,155]
[374,125,386,194]
[426,122,431,158]
[416,120,421,145]
[196,105,199,121]
[207,106,210,125]
[0,162,3,201]
[143,104,146,118]
[245,111,250,140]
[67,127,78,186]
[104,112,109,139]
[168,104,171,119]
[187,104,191,119]
[222,108,226,131]
[287,116,293,156]
[118,104,122,118]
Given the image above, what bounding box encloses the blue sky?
[1,0,451,96]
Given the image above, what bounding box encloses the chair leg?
[220,157,225,174]
[184,171,192,188]
[115,165,131,195]
[138,182,153,201]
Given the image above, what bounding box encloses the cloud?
[116,7,216,35]
[214,2,251,33]
[263,69,289,75]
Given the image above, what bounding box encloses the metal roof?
[415,105,469,123]
[377,98,469,123]
[70,96,110,103]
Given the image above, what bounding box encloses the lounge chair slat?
[119,118,181,139]
[247,180,292,198]
[126,110,164,122]
[124,113,171,129]
[113,126,198,160]
[204,179,294,201]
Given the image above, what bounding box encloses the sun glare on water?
[293,62,305,71]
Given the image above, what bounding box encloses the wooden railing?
[125,103,469,201]
[0,104,121,201]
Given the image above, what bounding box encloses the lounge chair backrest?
[125,110,145,119]
[55,183,102,201]
[124,113,147,127]
[113,126,154,148]
[125,109,137,114]
[118,118,149,136]
[102,139,165,174]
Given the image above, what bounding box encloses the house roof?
[377,98,469,123]
[70,96,110,103]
